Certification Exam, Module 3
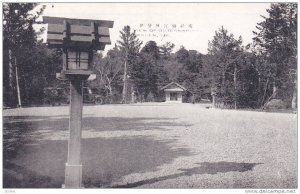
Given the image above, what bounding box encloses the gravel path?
[3,103,297,188]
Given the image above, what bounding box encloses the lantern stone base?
[63,163,83,188]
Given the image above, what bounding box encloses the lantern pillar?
[64,77,83,188]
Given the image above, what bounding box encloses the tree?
[176,49,205,102]
[253,3,297,108]
[20,44,63,105]
[175,46,190,65]
[207,26,246,108]
[133,41,161,101]
[3,3,45,107]
[117,26,142,103]
[92,46,123,101]
[160,42,175,60]
[163,57,184,82]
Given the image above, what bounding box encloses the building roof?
[160,82,187,91]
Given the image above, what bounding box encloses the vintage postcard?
[2,2,297,192]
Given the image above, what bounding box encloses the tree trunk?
[254,66,262,107]
[108,85,113,104]
[292,78,297,109]
[261,78,269,107]
[272,80,277,96]
[234,64,237,109]
[15,57,22,107]
[222,71,226,87]
[122,60,127,103]
[108,85,112,96]
[8,49,14,89]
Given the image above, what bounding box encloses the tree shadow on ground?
[3,115,187,133]
[3,116,191,188]
[3,140,67,188]
[3,116,189,159]
[4,115,182,132]
[81,137,191,187]
[111,161,262,188]
[3,137,191,188]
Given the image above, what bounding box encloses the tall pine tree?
[207,26,245,108]
[117,26,142,103]
[253,3,297,108]
[3,3,45,107]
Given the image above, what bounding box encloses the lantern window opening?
[67,51,89,70]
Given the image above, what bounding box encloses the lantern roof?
[43,16,114,51]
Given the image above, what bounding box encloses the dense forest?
[3,3,297,109]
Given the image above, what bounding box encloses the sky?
[37,3,271,54]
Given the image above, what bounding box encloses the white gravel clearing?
[3,103,297,188]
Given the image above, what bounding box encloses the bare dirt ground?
[3,103,297,188]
